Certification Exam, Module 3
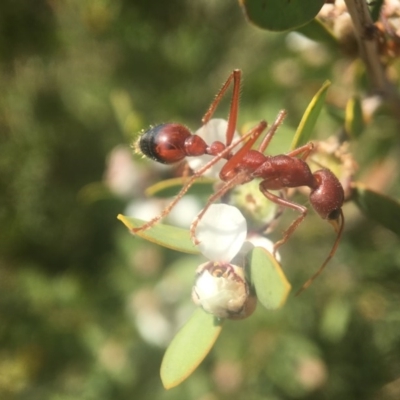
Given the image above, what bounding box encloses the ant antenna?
[295,209,345,296]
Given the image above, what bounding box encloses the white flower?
[247,234,281,262]
[126,195,202,228]
[192,261,250,319]
[191,204,256,319]
[187,119,240,178]
[195,203,247,263]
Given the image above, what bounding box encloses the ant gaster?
[135,70,345,294]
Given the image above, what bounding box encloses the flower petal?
[195,204,247,262]
[187,119,239,178]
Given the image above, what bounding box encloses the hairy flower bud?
[191,261,256,319]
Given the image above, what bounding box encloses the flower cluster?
[115,119,287,322]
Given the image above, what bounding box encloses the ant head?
[310,169,345,221]
[135,123,192,164]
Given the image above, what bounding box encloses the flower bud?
[228,178,281,232]
[191,261,256,319]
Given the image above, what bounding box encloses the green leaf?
[352,183,400,237]
[325,103,345,125]
[290,80,331,150]
[295,18,338,49]
[239,0,325,32]
[345,96,364,139]
[160,308,224,389]
[370,0,384,22]
[117,214,200,254]
[248,247,291,310]
[145,177,215,198]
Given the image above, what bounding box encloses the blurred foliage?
[1,0,400,400]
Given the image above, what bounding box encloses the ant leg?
[219,121,268,180]
[259,184,308,255]
[258,190,286,235]
[296,209,345,296]
[190,120,268,244]
[180,162,191,181]
[202,70,241,146]
[132,121,259,234]
[285,142,314,161]
[258,110,288,153]
[190,171,249,244]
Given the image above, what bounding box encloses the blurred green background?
[1,1,400,399]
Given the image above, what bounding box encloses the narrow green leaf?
[291,80,331,150]
[117,214,200,254]
[240,0,325,32]
[353,183,400,237]
[370,0,384,22]
[325,103,345,125]
[248,247,291,310]
[345,96,364,139]
[161,308,224,389]
[145,177,215,198]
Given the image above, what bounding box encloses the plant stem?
[344,0,400,114]
[344,0,387,91]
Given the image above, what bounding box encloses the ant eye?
[328,208,341,220]
[138,123,192,164]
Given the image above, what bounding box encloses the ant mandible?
[135,69,345,294]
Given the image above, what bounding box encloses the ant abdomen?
[137,123,190,164]
[310,169,344,220]
[137,123,209,164]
